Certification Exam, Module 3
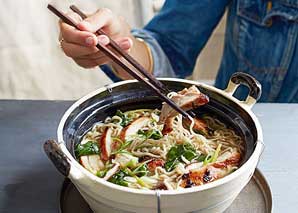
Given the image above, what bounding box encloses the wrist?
[109,36,153,80]
[135,37,153,74]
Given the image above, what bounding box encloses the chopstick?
[69,5,170,94]
[70,5,197,118]
[47,4,192,119]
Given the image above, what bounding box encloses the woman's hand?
[59,8,152,79]
[59,8,132,68]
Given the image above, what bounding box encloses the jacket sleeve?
[144,0,230,78]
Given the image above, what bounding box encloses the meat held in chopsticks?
[159,86,209,134]
[159,85,209,123]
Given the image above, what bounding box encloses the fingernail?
[98,36,109,45]
[119,40,131,50]
[85,37,94,45]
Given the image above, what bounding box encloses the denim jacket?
[102,0,298,102]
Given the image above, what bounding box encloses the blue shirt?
[102,0,298,103]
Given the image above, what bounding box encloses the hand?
[59,8,133,69]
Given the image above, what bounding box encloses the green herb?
[165,143,202,172]
[108,166,149,187]
[137,129,163,140]
[108,169,129,187]
[96,170,107,178]
[168,143,197,161]
[164,158,179,172]
[149,130,163,140]
[203,154,213,165]
[183,150,197,161]
[135,176,149,188]
[201,144,222,166]
[196,154,207,162]
[116,110,133,127]
[75,141,100,158]
[111,140,132,155]
[115,152,138,168]
[211,144,222,163]
[166,145,179,161]
[126,158,138,168]
[122,167,134,176]
[132,164,148,177]
[137,129,146,137]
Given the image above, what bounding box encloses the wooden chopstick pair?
[69,5,169,94]
[47,4,193,119]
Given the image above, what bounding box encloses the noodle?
[76,109,243,190]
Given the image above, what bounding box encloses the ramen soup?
[75,86,244,190]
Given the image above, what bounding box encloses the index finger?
[77,8,114,33]
[59,20,97,46]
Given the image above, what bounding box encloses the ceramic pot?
[44,72,263,213]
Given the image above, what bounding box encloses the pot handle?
[224,72,262,108]
[44,139,70,176]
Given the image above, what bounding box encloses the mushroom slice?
[100,127,113,161]
[80,156,94,173]
[80,155,104,174]
[103,163,120,180]
[120,117,151,141]
[88,155,105,171]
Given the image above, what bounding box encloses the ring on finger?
[59,38,64,49]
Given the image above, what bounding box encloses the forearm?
[109,0,229,80]
[107,29,176,81]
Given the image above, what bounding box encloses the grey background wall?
[0,0,225,100]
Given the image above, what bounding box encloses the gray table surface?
[0,100,297,213]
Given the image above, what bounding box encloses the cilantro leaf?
[75,141,100,158]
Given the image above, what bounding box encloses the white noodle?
[79,109,243,190]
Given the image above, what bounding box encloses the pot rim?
[57,78,264,196]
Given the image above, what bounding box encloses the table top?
[0,100,297,213]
